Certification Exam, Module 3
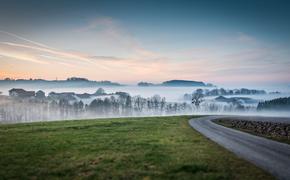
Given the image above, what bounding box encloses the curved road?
[189,116,290,180]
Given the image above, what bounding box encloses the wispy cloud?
[237,32,257,44]
[0,25,289,84]
[76,17,159,59]
[0,30,51,48]
[0,28,169,81]
[0,40,128,72]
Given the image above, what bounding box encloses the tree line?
[0,93,193,123]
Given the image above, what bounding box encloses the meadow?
[0,116,272,179]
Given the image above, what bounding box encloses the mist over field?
[1,81,290,123]
[0,0,290,123]
[1,81,289,101]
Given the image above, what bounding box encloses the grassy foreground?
[0,116,272,179]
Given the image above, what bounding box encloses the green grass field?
[0,116,272,179]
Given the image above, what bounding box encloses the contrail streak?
[0,30,52,49]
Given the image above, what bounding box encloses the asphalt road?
[189,116,290,180]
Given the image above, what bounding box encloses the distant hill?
[0,77,122,87]
[161,80,207,87]
[137,82,155,87]
[137,80,213,87]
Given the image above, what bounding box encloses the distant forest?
[1,86,289,123]
[0,90,193,123]
[257,97,290,111]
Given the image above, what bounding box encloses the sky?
[0,0,290,86]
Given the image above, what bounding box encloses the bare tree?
[192,91,204,108]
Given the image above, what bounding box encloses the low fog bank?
[193,111,290,118]
[2,112,290,125]
[0,85,290,124]
[0,96,289,125]
[1,84,290,102]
